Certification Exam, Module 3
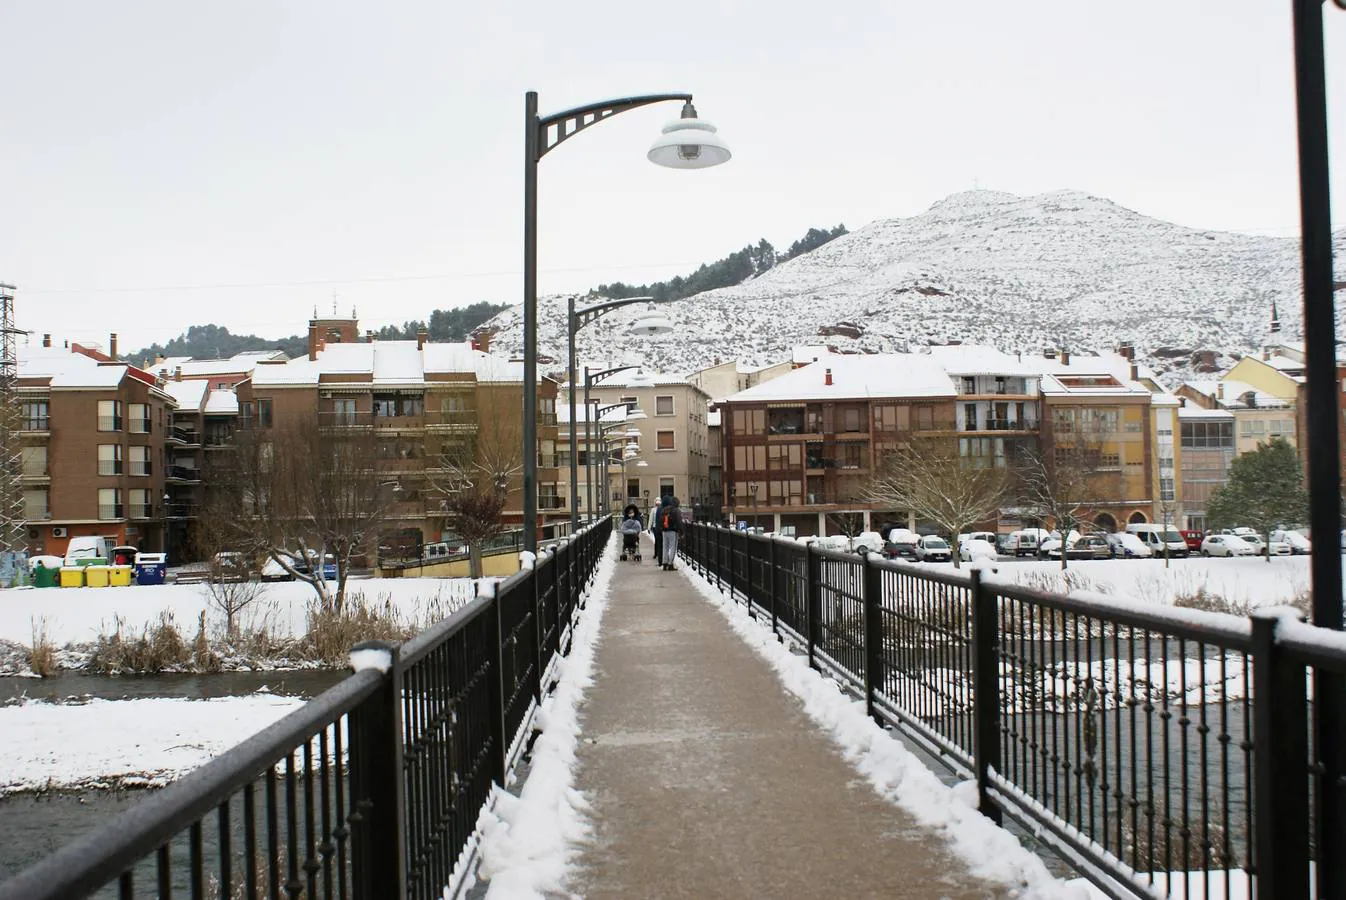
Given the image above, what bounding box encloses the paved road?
[570,542,1003,899]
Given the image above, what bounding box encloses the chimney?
[41,333,51,348]
[308,322,321,361]
[1044,348,1057,359]
[1217,382,1225,400]
[417,328,428,351]
[1262,348,1271,361]
[1061,350,1071,366]
[471,329,491,353]
[109,333,118,360]
[174,366,182,382]
[366,330,375,344]
[1129,363,1139,381]
[824,368,833,386]
[1118,342,1134,361]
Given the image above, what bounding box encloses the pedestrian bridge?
[2,519,1344,900]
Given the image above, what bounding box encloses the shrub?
[28,618,56,678]
[302,592,416,665]
[89,611,194,674]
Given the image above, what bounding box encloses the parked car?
[1070,535,1113,560]
[958,539,998,562]
[1105,532,1152,559]
[1271,529,1312,555]
[913,535,952,562]
[210,551,252,582]
[1201,534,1257,557]
[851,531,885,554]
[1037,531,1074,559]
[883,528,919,560]
[1180,530,1205,552]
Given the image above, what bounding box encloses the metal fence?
[0,517,613,900]
[682,523,1346,900]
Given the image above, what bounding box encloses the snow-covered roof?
[203,390,239,414]
[923,344,1038,376]
[161,379,209,412]
[725,353,955,403]
[791,345,832,365]
[149,350,290,379]
[1025,352,1154,398]
[19,345,129,388]
[1178,406,1235,420]
[249,341,528,386]
[1182,379,1292,409]
[590,373,700,390]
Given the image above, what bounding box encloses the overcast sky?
[1,1,1343,354]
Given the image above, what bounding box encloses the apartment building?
[1177,406,1235,532]
[717,353,960,536]
[1176,378,1296,457]
[577,376,712,515]
[17,338,176,556]
[925,345,1042,469]
[236,316,560,550]
[687,358,793,401]
[1029,350,1160,531]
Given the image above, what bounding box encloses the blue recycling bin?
[133,552,167,586]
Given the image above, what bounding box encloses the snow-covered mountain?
[482,189,1346,380]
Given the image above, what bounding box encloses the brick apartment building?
[18,336,176,557]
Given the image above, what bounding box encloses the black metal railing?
[681,523,1346,899]
[0,517,613,900]
[166,465,201,482]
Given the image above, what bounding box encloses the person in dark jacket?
[649,495,666,564]
[658,496,682,569]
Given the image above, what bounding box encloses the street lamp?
[521,92,731,553]
[748,481,759,531]
[583,365,638,521]
[590,401,637,519]
[566,297,679,531]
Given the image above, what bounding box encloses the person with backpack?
[649,496,665,564]
[659,496,683,570]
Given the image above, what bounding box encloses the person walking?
[649,496,665,564]
[658,496,683,570]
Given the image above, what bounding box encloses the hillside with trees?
[593,224,847,301]
[127,302,509,365]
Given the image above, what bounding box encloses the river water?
[0,669,346,884]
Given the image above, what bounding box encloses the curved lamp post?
[522,92,731,552]
[590,401,639,519]
[582,367,637,521]
[567,297,675,530]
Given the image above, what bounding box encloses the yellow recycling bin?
[84,565,111,588]
[108,565,133,587]
[59,566,86,588]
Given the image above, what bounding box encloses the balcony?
[25,507,52,521]
[426,410,478,431]
[98,416,123,432]
[166,425,200,445]
[539,494,564,510]
[97,462,124,476]
[128,419,152,435]
[165,465,201,483]
[165,503,199,519]
[130,462,152,477]
[374,414,425,431]
[319,411,374,429]
[19,467,50,483]
[98,504,125,521]
[21,417,50,434]
[204,429,234,448]
[129,504,155,520]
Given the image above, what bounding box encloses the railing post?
[768,536,779,638]
[530,548,544,704]
[729,528,739,604]
[746,535,758,619]
[862,551,883,725]
[970,568,1003,825]
[347,640,407,900]
[1251,608,1310,899]
[488,593,510,788]
[715,526,724,593]
[806,544,821,671]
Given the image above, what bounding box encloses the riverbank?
[0,577,478,677]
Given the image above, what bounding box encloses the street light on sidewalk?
[521,92,731,553]
[590,401,641,519]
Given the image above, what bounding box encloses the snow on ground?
[468,534,619,899]
[677,563,1090,899]
[0,693,306,795]
[934,555,1312,610]
[0,577,476,648]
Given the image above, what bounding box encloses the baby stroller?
[619,505,643,561]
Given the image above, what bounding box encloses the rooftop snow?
[1177,406,1235,420]
[203,390,240,414]
[924,344,1039,376]
[249,340,528,386]
[161,379,209,411]
[19,346,128,389]
[1182,379,1292,409]
[726,353,955,402]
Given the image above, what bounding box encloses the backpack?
[661,511,671,529]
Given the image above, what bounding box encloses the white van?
[64,536,114,566]
[1006,528,1050,557]
[1126,524,1189,558]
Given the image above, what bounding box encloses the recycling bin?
[134,553,167,586]
[108,565,133,587]
[32,565,58,588]
[59,567,86,588]
[84,565,111,588]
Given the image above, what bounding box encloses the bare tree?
[1016,437,1122,571]
[203,417,389,612]
[192,516,267,639]
[861,438,1011,569]
[427,407,523,578]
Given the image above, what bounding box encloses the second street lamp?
[521,91,730,553]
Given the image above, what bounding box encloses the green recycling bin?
[32,565,58,588]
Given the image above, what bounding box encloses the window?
[97,444,123,476]
[621,396,638,414]
[257,398,273,427]
[961,376,976,394]
[767,443,801,470]
[97,400,122,432]
[129,403,150,433]
[1181,420,1234,449]
[767,408,804,434]
[1159,477,1176,502]
[373,395,397,418]
[130,488,152,518]
[539,396,556,425]
[20,445,47,477]
[733,445,766,470]
[656,430,675,451]
[130,445,151,476]
[839,442,867,469]
[731,408,766,435]
[842,407,861,433]
[659,477,675,498]
[22,400,48,431]
[98,488,122,520]
[873,404,908,432]
[964,403,978,431]
[914,406,935,430]
[23,488,49,519]
[655,395,675,416]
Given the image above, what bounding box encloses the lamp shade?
[648,102,731,170]
[629,313,674,336]
[626,408,647,420]
[627,371,656,388]
[624,442,641,453]
[636,460,649,467]
[624,427,642,438]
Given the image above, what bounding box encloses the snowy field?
[0,693,306,794]
[0,576,477,648]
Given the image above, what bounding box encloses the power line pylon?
[0,283,28,553]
